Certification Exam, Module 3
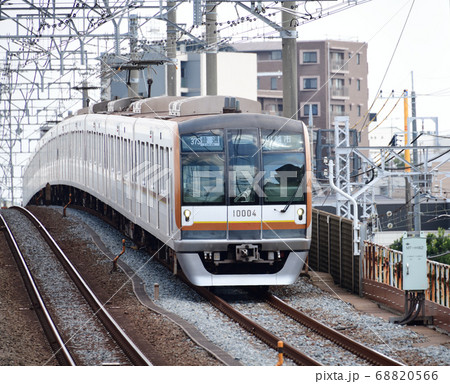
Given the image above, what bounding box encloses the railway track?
[27,205,446,366]
[1,207,152,366]
[261,291,403,366]
[0,214,75,366]
[182,279,404,366]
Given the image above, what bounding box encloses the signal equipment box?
[402,235,428,291]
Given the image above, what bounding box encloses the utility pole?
[404,89,413,232]
[128,14,140,97]
[411,71,421,234]
[281,1,298,120]
[206,2,218,95]
[166,1,177,96]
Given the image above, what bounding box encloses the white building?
[109,51,257,101]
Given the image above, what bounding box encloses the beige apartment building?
[233,39,369,178]
[234,39,368,130]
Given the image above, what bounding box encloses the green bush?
[389,228,450,265]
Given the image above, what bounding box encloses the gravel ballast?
[31,206,450,366]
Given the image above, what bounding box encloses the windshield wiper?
[280,183,302,213]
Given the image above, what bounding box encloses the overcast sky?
[202,0,450,136]
[295,0,450,137]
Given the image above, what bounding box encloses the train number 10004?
[232,209,258,218]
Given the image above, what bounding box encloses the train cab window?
[182,154,225,204]
[261,129,306,204]
[263,153,305,204]
[181,130,225,205]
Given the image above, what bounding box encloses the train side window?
[128,139,131,173]
[149,144,154,190]
[144,142,149,187]
[118,138,122,174]
[140,142,146,186]
[103,134,108,169]
[115,137,120,174]
[124,138,127,173]
[160,146,164,195]
[133,140,138,183]
[164,147,170,195]
[131,140,137,184]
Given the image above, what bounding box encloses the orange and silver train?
[23,95,312,286]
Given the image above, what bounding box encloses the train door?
[226,128,262,240]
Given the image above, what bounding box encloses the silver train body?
[23,96,312,286]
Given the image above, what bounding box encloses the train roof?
[73,95,262,122]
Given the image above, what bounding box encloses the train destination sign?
[181,133,224,152]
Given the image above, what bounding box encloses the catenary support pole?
[167,1,177,96]
[281,2,298,120]
[206,2,218,95]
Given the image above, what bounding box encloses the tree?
[389,228,450,265]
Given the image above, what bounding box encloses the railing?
[331,86,349,99]
[364,241,450,308]
[428,260,450,307]
[330,60,348,72]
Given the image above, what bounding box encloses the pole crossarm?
[236,2,297,38]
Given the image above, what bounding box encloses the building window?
[332,78,344,89]
[357,79,361,91]
[257,78,260,90]
[271,50,282,60]
[303,77,318,90]
[330,51,347,72]
[265,104,282,116]
[331,104,345,116]
[271,77,278,90]
[304,103,319,116]
[302,51,318,63]
[357,53,361,65]
[331,51,345,62]
[357,105,362,116]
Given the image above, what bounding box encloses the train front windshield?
[181,128,306,206]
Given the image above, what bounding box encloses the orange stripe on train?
[262,221,305,230]
[182,222,227,231]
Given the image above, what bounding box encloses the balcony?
[330,59,348,73]
[331,86,349,100]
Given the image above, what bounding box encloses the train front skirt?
[176,251,307,286]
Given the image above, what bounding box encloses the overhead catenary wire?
[368,90,406,134]
[356,0,416,134]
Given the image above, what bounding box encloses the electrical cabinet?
[402,236,428,291]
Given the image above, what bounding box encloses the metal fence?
[364,241,450,308]
[309,208,359,294]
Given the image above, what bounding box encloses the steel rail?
[11,206,152,366]
[0,214,76,366]
[263,292,404,366]
[181,278,322,366]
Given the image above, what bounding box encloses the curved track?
[6,206,152,366]
[0,214,76,366]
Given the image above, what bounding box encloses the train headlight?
[183,209,192,222]
[297,207,304,221]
